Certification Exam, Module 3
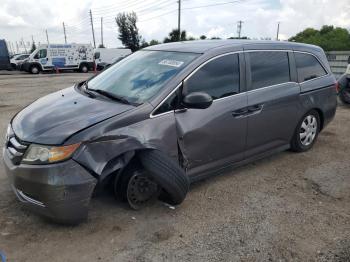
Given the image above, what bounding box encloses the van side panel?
[299,78,337,129]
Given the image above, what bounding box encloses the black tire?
[339,88,350,105]
[138,150,190,206]
[79,64,89,73]
[30,65,40,74]
[290,110,320,152]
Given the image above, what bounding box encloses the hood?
[12,86,134,145]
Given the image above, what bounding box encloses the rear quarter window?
[295,52,327,82]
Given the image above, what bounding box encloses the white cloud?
[1,0,349,52]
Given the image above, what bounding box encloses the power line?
[139,0,243,22]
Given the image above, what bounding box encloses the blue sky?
[1,0,349,52]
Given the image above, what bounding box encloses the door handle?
[232,108,248,118]
[247,104,263,114]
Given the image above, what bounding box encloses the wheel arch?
[313,108,324,131]
[29,62,43,72]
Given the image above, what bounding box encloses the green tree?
[140,39,149,48]
[289,25,350,51]
[149,39,160,46]
[164,29,187,43]
[30,42,36,53]
[200,35,207,40]
[115,12,141,52]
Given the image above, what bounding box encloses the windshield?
[88,50,199,104]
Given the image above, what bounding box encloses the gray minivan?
[3,40,337,223]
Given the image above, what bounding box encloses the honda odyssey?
[3,40,337,223]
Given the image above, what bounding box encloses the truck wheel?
[30,65,40,74]
[339,88,350,104]
[290,110,320,152]
[79,64,89,73]
[138,150,190,206]
[115,162,160,210]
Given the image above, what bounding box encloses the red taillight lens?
[335,82,340,93]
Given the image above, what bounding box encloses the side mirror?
[183,92,213,109]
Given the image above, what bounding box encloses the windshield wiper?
[81,82,97,98]
[89,88,132,105]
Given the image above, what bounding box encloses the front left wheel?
[115,163,159,210]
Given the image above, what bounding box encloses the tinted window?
[185,54,240,100]
[249,51,290,90]
[38,49,47,58]
[295,53,327,82]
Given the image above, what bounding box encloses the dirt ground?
[0,72,349,262]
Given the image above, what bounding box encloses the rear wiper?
[89,88,132,105]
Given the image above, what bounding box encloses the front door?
[175,53,248,178]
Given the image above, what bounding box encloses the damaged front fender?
[73,134,152,181]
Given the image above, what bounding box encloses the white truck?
[22,43,94,74]
[10,54,30,70]
[94,48,131,70]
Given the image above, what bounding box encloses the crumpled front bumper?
[3,149,97,224]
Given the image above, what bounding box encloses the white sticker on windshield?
[159,59,184,68]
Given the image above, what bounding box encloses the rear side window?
[185,54,240,100]
[249,51,290,90]
[295,52,327,82]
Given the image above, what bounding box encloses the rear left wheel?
[290,110,320,152]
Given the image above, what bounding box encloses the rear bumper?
[3,149,97,224]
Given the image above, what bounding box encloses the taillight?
[335,82,340,93]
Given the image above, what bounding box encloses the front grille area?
[6,135,28,165]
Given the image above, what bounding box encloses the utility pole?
[22,37,27,53]
[100,17,104,47]
[237,20,243,38]
[45,29,50,45]
[63,22,67,44]
[178,0,181,41]
[6,41,12,55]
[89,9,96,48]
[276,22,280,41]
[10,42,15,54]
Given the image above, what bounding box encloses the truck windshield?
[88,50,199,104]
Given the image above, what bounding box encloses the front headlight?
[22,143,81,164]
[5,124,13,143]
